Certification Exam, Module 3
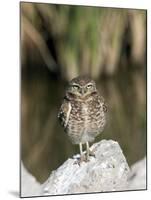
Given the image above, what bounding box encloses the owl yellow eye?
[86,84,93,89]
[72,85,79,90]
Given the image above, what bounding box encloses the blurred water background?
[21,3,147,183]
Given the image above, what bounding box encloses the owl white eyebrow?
[86,83,93,87]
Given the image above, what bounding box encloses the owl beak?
[80,88,85,95]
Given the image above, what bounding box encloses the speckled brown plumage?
[58,76,107,162]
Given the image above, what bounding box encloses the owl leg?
[79,143,86,161]
[86,142,90,161]
[86,142,95,159]
[74,143,86,164]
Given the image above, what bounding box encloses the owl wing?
[58,98,72,128]
[102,101,107,113]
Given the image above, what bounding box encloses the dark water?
[21,67,146,183]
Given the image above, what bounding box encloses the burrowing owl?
[58,76,107,162]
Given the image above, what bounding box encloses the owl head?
[67,76,97,98]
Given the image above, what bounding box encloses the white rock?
[127,157,146,190]
[41,140,130,195]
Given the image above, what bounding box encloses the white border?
[0,0,150,199]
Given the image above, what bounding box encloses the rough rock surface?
[21,142,147,197]
[127,157,146,190]
[41,140,130,195]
